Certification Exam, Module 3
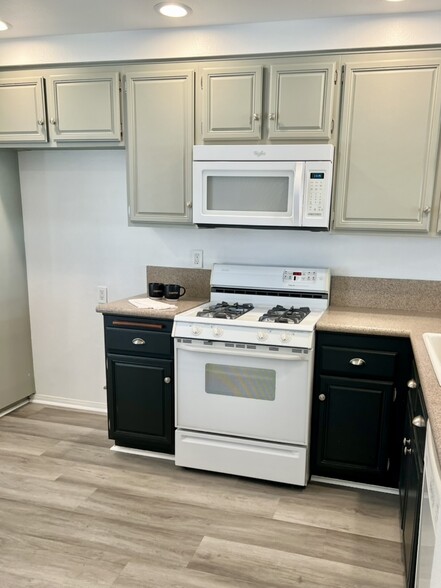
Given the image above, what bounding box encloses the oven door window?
[205,363,276,401]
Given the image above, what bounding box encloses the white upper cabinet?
[267,61,337,140]
[334,54,441,232]
[126,68,194,224]
[46,72,121,142]
[200,65,263,141]
[0,69,122,147]
[0,77,47,143]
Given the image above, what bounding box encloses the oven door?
[175,338,313,444]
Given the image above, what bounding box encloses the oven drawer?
[319,345,397,379]
[105,327,172,356]
[175,429,308,486]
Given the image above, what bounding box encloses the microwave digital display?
[310,172,325,179]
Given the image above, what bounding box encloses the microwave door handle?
[294,162,305,226]
[175,342,308,361]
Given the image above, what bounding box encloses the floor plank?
[0,402,405,587]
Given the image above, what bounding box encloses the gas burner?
[196,301,254,320]
[259,305,311,324]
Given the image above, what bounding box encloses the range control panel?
[283,269,318,283]
[281,267,330,291]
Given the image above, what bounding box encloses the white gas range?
[172,264,330,486]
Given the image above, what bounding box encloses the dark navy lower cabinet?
[103,314,174,454]
[311,331,412,487]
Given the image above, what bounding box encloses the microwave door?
[193,161,304,227]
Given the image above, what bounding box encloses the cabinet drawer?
[105,327,172,356]
[320,345,397,379]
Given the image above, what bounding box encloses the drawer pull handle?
[132,338,145,345]
[412,415,426,428]
[112,321,164,330]
[349,357,365,366]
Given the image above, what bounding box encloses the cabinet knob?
[268,113,275,120]
[349,357,365,367]
[403,437,411,447]
[423,207,431,214]
[37,119,44,126]
[412,415,426,428]
[252,113,260,121]
[186,202,192,208]
[407,379,417,389]
[132,337,145,345]
[404,446,413,455]
[49,117,56,125]
[164,377,171,384]
[319,394,326,402]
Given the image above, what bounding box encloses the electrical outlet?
[192,250,203,268]
[97,286,108,304]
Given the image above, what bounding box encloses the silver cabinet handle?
[164,377,171,384]
[407,379,417,389]
[412,415,426,428]
[349,358,365,366]
[403,437,411,447]
[252,113,260,121]
[132,338,145,345]
[404,446,413,455]
[423,207,431,214]
[319,394,326,401]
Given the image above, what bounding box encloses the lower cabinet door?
[107,354,174,453]
[311,375,394,483]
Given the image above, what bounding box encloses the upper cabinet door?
[46,72,121,142]
[0,77,47,143]
[126,69,194,224]
[268,61,337,140]
[334,56,441,232]
[201,66,263,140]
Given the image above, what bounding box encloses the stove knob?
[280,332,291,343]
[257,331,268,342]
[213,327,223,337]
[191,326,202,336]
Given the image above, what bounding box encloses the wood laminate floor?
[0,403,405,587]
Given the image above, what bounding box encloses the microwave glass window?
[206,176,289,212]
[205,363,276,401]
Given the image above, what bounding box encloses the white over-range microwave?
[192,144,334,230]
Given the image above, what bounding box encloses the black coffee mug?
[148,282,165,298]
[164,284,186,300]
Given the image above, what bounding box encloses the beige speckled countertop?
[318,306,441,464]
[96,294,207,319]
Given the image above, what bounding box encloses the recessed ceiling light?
[0,20,11,31]
[154,3,192,18]
[385,0,405,2]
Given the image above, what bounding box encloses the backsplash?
[146,266,211,300]
[331,276,441,313]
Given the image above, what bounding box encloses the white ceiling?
[0,0,440,40]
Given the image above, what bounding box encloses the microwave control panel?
[302,161,333,228]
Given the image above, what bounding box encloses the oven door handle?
[175,342,309,361]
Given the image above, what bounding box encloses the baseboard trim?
[31,394,107,414]
[110,444,175,461]
[310,475,399,495]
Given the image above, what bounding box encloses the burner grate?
[196,302,254,320]
[259,305,311,324]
